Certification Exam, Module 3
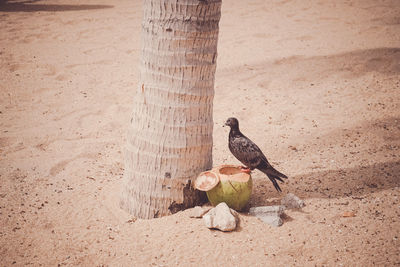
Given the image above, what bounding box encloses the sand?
[1,0,399,266]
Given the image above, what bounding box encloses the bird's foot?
[240,166,251,174]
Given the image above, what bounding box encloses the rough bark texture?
[120,0,222,219]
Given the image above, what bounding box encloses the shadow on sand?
[0,0,113,12]
[219,47,400,84]
[250,115,400,205]
[252,160,400,206]
[273,47,400,77]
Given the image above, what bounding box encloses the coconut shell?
[193,171,220,191]
[194,165,252,211]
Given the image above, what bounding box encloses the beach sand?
[1,0,399,265]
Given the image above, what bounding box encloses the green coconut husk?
[194,165,252,211]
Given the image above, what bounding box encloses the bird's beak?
[223,121,228,127]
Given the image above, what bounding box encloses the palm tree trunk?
[120,0,222,219]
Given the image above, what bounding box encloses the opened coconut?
[193,171,219,191]
[194,165,252,211]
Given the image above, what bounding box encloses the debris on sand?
[188,206,212,218]
[342,211,356,217]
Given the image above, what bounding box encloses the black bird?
[224,117,288,192]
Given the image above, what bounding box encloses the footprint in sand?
[8,63,23,73]
[55,73,70,81]
[296,35,313,41]
[319,17,339,21]
[77,110,103,128]
[43,65,57,76]
[253,33,272,39]
[0,137,26,156]
[49,153,97,176]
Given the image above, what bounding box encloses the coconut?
[194,165,252,211]
[193,171,219,191]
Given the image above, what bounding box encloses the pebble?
[281,193,305,209]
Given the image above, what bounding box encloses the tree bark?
[120,0,222,219]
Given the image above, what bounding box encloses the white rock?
[203,202,239,231]
[281,193,305,209]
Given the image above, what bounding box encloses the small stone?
[249,205,285,227]
[249,205,285,216]
[281,193,305,209]
[203,202,239,231]
[188,206,212,218]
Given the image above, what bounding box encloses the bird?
[224,117,288,192]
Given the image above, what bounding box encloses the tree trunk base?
[120,0,221,219]
[167,181,208,214]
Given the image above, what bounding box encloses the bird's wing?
[230,135,265,169]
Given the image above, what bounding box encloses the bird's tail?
[259,167,288,192]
